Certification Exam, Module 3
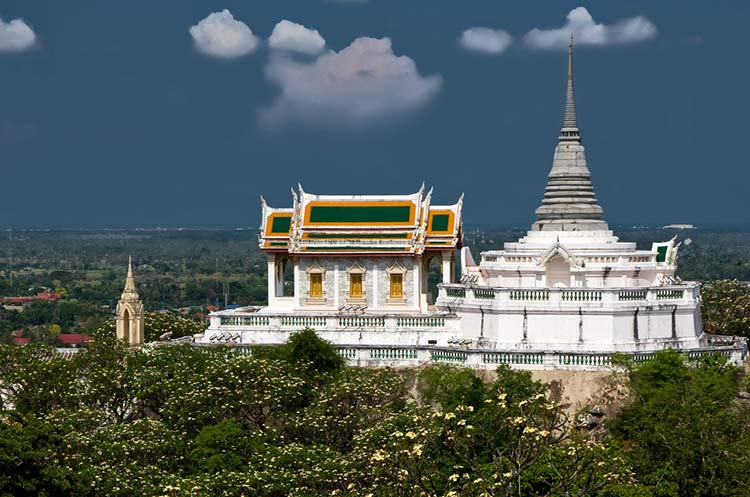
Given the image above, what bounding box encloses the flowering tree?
[701,279,750,338]
[2,333,743,497]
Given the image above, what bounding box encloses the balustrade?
[338,316,385,328]
[656,289,683,300]
[618,289,647,301]
[561,290,602,302]
[438,285,693,305]
[369,348,418,360]
[197,342,746,370]
[445,287,466,298]
[337,348,357,359]
[472,288,496,300]
[396,316,445,327]
[509,289,549,301]
[558,354,611,366]
[431,350,467,362]
[220,315,270,327]
[280,316,326,328]
[483,352,543,365]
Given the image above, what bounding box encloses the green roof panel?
[309,205,412,224]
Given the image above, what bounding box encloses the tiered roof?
[260,185,462,255]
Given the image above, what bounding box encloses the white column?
[293,259,300,307]
[441,251,454,284]
[275,258,285,297]
[334,262,340,309]
[413,258,422,312]
[372,264,379,308]
[267,254,277,307]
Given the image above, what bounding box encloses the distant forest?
[0,226,748,342]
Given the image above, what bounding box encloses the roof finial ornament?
[560,32,579,140]
[568,34,573,80]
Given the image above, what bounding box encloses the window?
[310,273,323,298]
[389,273,404,299]
[386,260,407,304]
[349,273,363,298]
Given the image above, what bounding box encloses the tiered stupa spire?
[562,36,578,134]
[121,256,139,299]
[532,35,608,232]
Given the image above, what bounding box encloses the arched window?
[122,308,130,341]
[386,260,408,304]
[305,259,327,304]
[346,260,367,303]
[546,255,571,288]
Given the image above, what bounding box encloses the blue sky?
[0,1,748,226]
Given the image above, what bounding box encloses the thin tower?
[116,256,145,346]
[532,35,608,232]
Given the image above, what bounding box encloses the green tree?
[255,327,345,379]
[701,279,750,338]
[418,364,485,411]
[612,349,750,497]
[0,414,80,497]
[190,419,252,473]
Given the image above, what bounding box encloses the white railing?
[338,316,385,328]
[211,312,460,333]
[509,289,549,301]
[484,352,544,366]
[194,342,748,370]
[221,315,270,326]
[561,289,602,302]
[281,316,326,328]
[438,284,696,306]
[396,316,446,327]
[618,289,647,301]
[472,288,496,300]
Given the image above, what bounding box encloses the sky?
[0,0,748,227]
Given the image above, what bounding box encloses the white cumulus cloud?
[524,7,657,49]
[261,37,442,127]
[0,17,36,52]
[269,20,325,55]
[459,27,512,54]
[189,10,260,58]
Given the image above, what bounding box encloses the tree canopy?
[0,333,748,497]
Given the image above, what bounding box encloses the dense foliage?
[612,349,750,497]
[1,331,748,497]
[701,280,750,338]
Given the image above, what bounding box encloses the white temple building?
[199,40,746,369]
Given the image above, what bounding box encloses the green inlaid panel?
[270,216,292,234]
[430,214,450,232]
[306,233,410,239]
[656,245,668,263]
[308,205,412,224]
[269,242,289,247]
